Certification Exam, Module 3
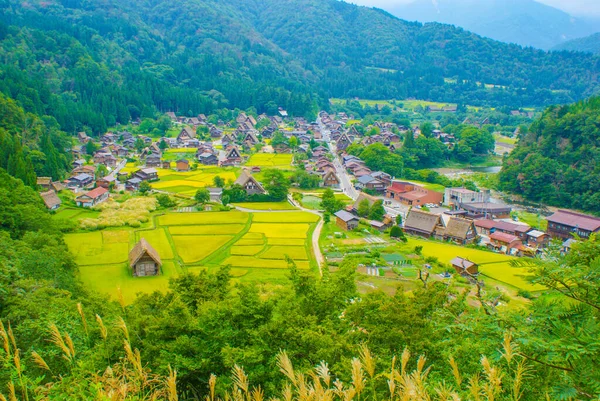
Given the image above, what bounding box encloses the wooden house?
[37,177,52,190]
[75,187,109,208]
[451,257,479,276]
[404,209,443,239]
[435,218,477,245]
[129,239,162,277]
[336,133,352,151]
[67,173,94,189]
[134,168,159,182]
[234,169,265,195]
[386,181,443,206]
[146,153,162,168]
[176,159,190,172]
[177,127,196,143]
[335,210,360,231]
[40,190,61,210]
[546,209,600,240]
[162,161,171,169]
[321,168,340,188]
[526,230,551,249]
[489,232,524,255]
[225,146,242,164]
[198,152,218,165]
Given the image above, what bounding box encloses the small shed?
[129,239,162,277]
[334,210,360,231]
[176,159,190,172]
[451,257,479,276]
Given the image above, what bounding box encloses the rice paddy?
[402,238,543,292]
[65,209,320,303]
[245,153,293,168]
[151,167,239,196]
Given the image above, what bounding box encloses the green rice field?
[64,208,320,303]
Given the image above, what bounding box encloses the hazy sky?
[348,0,600,17]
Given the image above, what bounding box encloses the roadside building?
[444,188,491,208]
[385,181,443,206]
[546,209,600,240]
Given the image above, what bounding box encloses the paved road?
[318,115,399,218]
[106,159,127,180]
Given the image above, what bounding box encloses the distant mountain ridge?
[0,0,600,136]
[388,0,600,50]
[553,33,600,54]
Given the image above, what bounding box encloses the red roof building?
[385,181,443,206]
[547,210,600,240]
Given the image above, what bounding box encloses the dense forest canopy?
[499,96,600,214]
[0,0,599,137]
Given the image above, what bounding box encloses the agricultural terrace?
[63,209,320,303]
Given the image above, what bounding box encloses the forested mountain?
[553,32,600,54]
[387,0,599,50]
[1,0,600,139]
[499,97,600,214]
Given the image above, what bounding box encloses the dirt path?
[234,198,325,276]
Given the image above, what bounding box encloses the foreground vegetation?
[2,169,600,399]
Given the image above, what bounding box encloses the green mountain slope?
[499,97,600,214]
[553,32,600,54]
[1,0,600,137]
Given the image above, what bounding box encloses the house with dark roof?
[67,173,94,189]
[129,239,162,277]
[404,209,443,238]
[459,202,512,219]
[321,169,340,188]
[146,153,162,168]
[335,210,360,231]
[356,175,386,192]
[546,210,600,240]
[198,152,218,165]
[177,127,196,143]
[75,187,109,208]
[234,169,265,195]
[134,168,159,182]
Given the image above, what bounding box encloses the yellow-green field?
[151,167,239,196]
[65,207,319,303]
[246,153,293,168]
[403,238,543,292]
[330,98,457,112]
[233,202,297,210]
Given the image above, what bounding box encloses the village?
[37,105,600,303]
